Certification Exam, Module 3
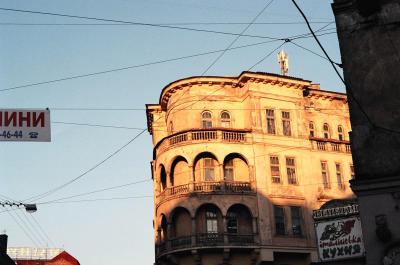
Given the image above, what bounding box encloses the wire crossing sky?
[0,1,343,265]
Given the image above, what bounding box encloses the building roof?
[145,71,347,134]
[7,247,64,260]
[7,248,80,265]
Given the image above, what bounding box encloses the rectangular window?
[321,161,330,189]
[274,206,285,235]
[350,164,355,179]
[270,156,281,183]
[227,213,238,234]
[204,158,215,181]
[206,211,218,233]
[309,122,315,137]
[291,206,302,236]
[282,111,292,136]
[224,159,234,181]
[286,157,297,184]
[336,163,344,189]
[266,109,276,134]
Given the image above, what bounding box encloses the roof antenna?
[278,49,289,76]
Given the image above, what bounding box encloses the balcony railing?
[156,128,250,155]
[157,233,257,256]
[309,137,351,153]
[157,181,254,204]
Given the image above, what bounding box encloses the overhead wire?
[19,210,48,246]
[0,21,334,26]
[24,129,147,202]
[0,7,286,40]
[200,0,275,75]
[291,0,400,135]
[5,209,40,247]
[37,178,151,205]
[28,213,56,248]
[0,31,335,93]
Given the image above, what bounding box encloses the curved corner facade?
[146,71,354,265]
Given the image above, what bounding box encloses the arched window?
[309,122,315,137]
[201,111,212,128]
[338,125,344,141]
[220,111,231,128]
[323,123,330,139]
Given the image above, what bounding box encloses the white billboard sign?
[316,216,365,261]
[0,109,51,142]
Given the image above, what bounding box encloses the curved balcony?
[155,128,251,156]
[156,181,255,206]
[157,233,257,256]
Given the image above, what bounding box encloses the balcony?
[309,137,351,153]
[156,128,251,155]
[157,181,255,206]
[157,233,257,256]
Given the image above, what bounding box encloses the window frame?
[226,211,238,234]
[321,161,331,189]
[223,159,234,181]
[206,209,218,234]
[309,121,315,137]
[338,125,344,141]
[220,111,231,128]
[286,157,297,185]
[282,111,292,136]
[323,123,330,139]
[350,164,355,179]
[290,206,303,237]
[335,162,344,190]
[274,205,286,236]
[270,155,281,184]
[266,109,276,134]
[201,111,213,129]
[203,157,215,181]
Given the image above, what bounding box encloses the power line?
[248,41,286,70]
[0,39,278,93]
[0,7,283,40]
[24,129,147,202]
[52,121,146,130]
[201,0,275,75]
[28,213,57,248]
[0,21,334,26]
[19,210,48,246]
[37,178,151,204]
[0,31,335,93]
[291,0,400,135]
[38,195,152,205]
[5,209,40,247]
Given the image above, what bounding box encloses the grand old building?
[146,71,354,265]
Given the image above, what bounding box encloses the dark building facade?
[332,0,400,264]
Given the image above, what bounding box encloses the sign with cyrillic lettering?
[316,216,365,261]
[0,109,51,142]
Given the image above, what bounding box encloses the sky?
[0,1,343,264]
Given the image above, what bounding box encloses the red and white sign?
[0,109,51,142]
[316,216,365,261]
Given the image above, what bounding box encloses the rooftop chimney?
[0,234,8,254]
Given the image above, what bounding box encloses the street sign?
[0,109,51,142]
[315,216,365,261]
